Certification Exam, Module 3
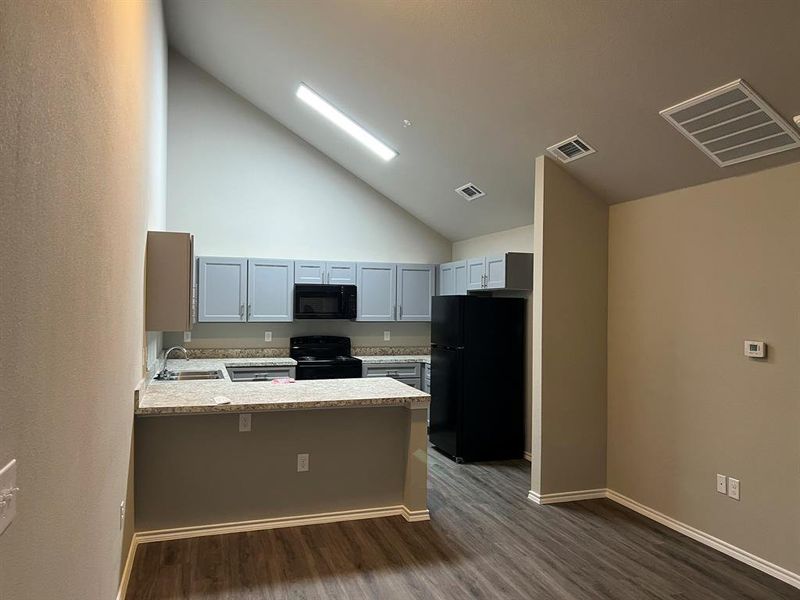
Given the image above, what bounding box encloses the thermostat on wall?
[744,340,766,358]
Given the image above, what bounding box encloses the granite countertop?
[356,355,431,365]
[138,358,429,416]
[163,357,297,373]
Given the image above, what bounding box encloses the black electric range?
[290,336,362,380]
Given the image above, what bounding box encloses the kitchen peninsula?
[134,358,430,537]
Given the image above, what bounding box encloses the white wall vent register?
[660,79,800,167]
[455,183,485,202]
[546,135,596,163]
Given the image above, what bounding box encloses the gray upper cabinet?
[461,252,533,292]
[438,262,454,295]
[197,257,248,322]
[294,260,326,284]
[294,260,356,285]
[326,261,356,285]
[438,260,467,296]
[248,258,294,322]
[356,263,396,321]
[484,255,506,289]
[453,261,467,295]
[397,264,434,321]
[466,258,486,291]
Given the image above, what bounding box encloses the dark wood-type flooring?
[127,447,798,599]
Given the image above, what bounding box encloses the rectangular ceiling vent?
[546,135,596,163]
[455,183,485,202]
[660,79,800,167]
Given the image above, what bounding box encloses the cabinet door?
[466,257,486,290]
[294,260,325,284]
[438,262,455,296]
[197,257,247,322]
[453,260,467,295]
[397,264,434,321]
[484,255,506,289]
[326,261,356,285]
[356,263,396,321]
[248,259,294,322]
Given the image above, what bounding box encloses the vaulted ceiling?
[165,0,800,241]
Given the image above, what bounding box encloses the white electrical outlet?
[183,331,192,343]
[239,413,252,432]
[727,477,740,500]
[264,331,272,342]
[0,459,18,536]
[120,501,126,529]
[716,474,727,494]
[297,453,309,472]
[384,331,391,341]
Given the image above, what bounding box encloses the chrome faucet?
[157,346,189,380]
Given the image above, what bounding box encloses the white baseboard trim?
[523,451,532,462]
[527,487,799,589]
[402,506,431,522]
[116,535,140,600]
[136,504,428,545]
[115,504,428,598]
[527,488,606,505]
[606,489,800,590]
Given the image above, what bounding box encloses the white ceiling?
[164,0,800,241]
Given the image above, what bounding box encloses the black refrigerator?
[429,295,525,463]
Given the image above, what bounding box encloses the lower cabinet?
[226,366,296,381]
[362,362,422,389]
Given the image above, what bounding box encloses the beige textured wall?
[532,156,608,495]
[0,1,166,597]
[452,225,534,455]
[607,162,800,574]
[136,408,410,531]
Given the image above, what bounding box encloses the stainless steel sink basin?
[155,369,224,381]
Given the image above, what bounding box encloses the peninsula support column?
[402,401,430,520]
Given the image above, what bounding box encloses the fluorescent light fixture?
[296,83,397,161]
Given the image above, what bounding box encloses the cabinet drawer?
[226,366,295,382]
[397,377,421,389]
[362,363,421,378]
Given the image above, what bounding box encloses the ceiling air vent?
[546,135,596,163]
[660,79,800,167]
[455,183,485,202]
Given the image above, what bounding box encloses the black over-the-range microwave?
[294,284,357,320]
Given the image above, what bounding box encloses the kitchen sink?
[155,369,224,381]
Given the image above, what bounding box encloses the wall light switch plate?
[297,453,309,472]
[0,459,18,536]
[716,474,727,494]
[239,413,252,432]
[264,331,272,342]
[727,477,740,500]
[183,331,191,343]
[384,331,391,341]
